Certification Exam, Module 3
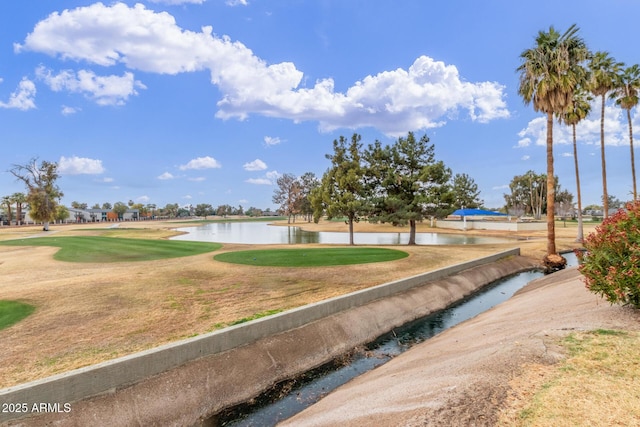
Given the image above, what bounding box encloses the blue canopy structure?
[451,209,508,216]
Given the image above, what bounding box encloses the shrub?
[578,200,640,307]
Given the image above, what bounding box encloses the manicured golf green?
[0,300,35,330]
[214,247,409,267]
[0,236,221,263]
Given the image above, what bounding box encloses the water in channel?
[214,253,578,426]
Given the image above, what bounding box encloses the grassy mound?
[0,300,36,330]
[0,236,221,263]
[214,247,409,267]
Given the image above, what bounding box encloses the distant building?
[68,208,140,222]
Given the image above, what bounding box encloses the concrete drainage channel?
[1,249,541,427]
[214,269,550,426]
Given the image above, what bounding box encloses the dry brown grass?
[498,330,640,426]
[0,219,594,388]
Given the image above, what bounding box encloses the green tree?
[588,51,624,218]
[55,205,70,223]
[112,202,128,220]
[560,88,592,242]
[555,189,574,217]
[504,171,566,220]
[612,64,640,200]
[102,202,112,210]
[9,158,63,231]
[517,24,588,258]
[163,203,179,218]
[504,171,546,219]
[298,172,320,223]
[452,173,483,209]
[146,203,157,218]
[313,134,368,245]
[245,206,263,217]
[216,204,233,218]
[194,204,214,218]
[606,194,624,210]
[273,173,302,223]
[364,132,452,245]
[71,201,88,210]
[129,203,147,218]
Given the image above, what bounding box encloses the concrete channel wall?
[1,248,528,426]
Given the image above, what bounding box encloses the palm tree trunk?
[572,124,584,242]
[546,112,557,255]
[627,108,637,200]
[600,94,609,218]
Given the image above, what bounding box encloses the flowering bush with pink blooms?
[578,200,640,308]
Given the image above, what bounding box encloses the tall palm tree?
[1,195,13,224]
[11,192,27,226]
[588,51,624,217]
[561,89,592,242]
[517,24,589,259]
[611,64,640,200]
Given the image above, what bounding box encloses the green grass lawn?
[0,300,36,330]
[214,247,409,267]
[0,236,221,263]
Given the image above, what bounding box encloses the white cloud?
[16,3,509,136]
[561,152,573,157]
[188,177,206,182]
[226,0,248,6]
[58,156,105,175]
[0,78,36,110]
[264,136,281,146]
[36,66,145,106]
[100,177,114,183]
[179,156,221,170]
[61,105,79,115]
[183,194,193,199]
[246,170,279,185]
[265,170,280,180]
[245,178,272,185]
[492,184,510,190]
[517,104,631,149]
[521,155,530,161]
[137,195,150,203]
[243,158,267,171]
[157,172,175,180]
[216,55,510,136]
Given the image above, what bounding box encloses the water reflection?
[171,222,511,245]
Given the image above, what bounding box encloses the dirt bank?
[280,267,640,427]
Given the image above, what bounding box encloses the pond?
[170,222,512,245]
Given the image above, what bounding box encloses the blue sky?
[1,1,639,211]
